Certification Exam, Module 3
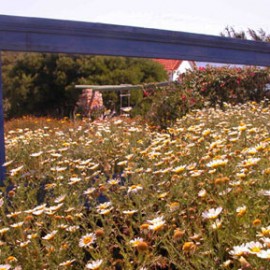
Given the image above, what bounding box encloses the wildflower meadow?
[1,102,270,269]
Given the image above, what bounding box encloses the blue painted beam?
[0,53,5,185]
[0,15,269,66]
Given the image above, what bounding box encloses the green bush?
[135,83,204,129]
[2,53,167,119]
[134,66,270,129]
[181,66,270,108]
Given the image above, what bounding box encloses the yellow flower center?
[83,236,93,245]
[250,247,261,253]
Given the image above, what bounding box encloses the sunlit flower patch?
[1,102,270,269]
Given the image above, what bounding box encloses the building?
[153,59,196,81]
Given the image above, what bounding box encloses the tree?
[2,53,167,118]
[221,26,270,42]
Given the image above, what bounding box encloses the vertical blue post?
[0,52,6,185]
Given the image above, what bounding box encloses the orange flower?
[214,176,229,185]
[236,206,247,217]
[130,237,148,252]
[182,242,197,253]
[253,219,261,227]
[173,229,185,241]
[140,223,149,230]
[5,256,17,263]
[95,229,105,238]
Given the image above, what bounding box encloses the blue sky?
[0,0,269,36]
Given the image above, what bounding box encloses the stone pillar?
[76,89,104,117]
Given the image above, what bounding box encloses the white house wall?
[173,61,193,81]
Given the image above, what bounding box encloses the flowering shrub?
[134,67,269,129]
[181,66,270,107]
[1,102,270,269]
[136,83,204,129]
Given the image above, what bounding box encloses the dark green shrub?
[136,83,203,129]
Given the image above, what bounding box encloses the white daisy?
[256,249,270,259]
[42,230,58,240]
[85,259,103,269]
[79,233,96,248]
[202,207,223,220]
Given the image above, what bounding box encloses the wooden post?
[0,52,5,185]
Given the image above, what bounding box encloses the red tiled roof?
[153,59,182,71]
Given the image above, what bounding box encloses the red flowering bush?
[181,66,270,108]
[134,66,270,129]
[137,83,204,129]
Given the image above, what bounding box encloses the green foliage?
[135,83,204,129]
[2,53,167,118]
[134,66,269,129]
[181,66,270,108]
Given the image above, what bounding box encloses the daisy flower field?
[1,102,270,269]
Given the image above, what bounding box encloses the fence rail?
[0,15,270,66]
[0,14,270,183]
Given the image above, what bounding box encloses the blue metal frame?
[0,14,270,183]
[0,53,5,185]
[0,15,269,66]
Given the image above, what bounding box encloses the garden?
[1,98,270,269]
